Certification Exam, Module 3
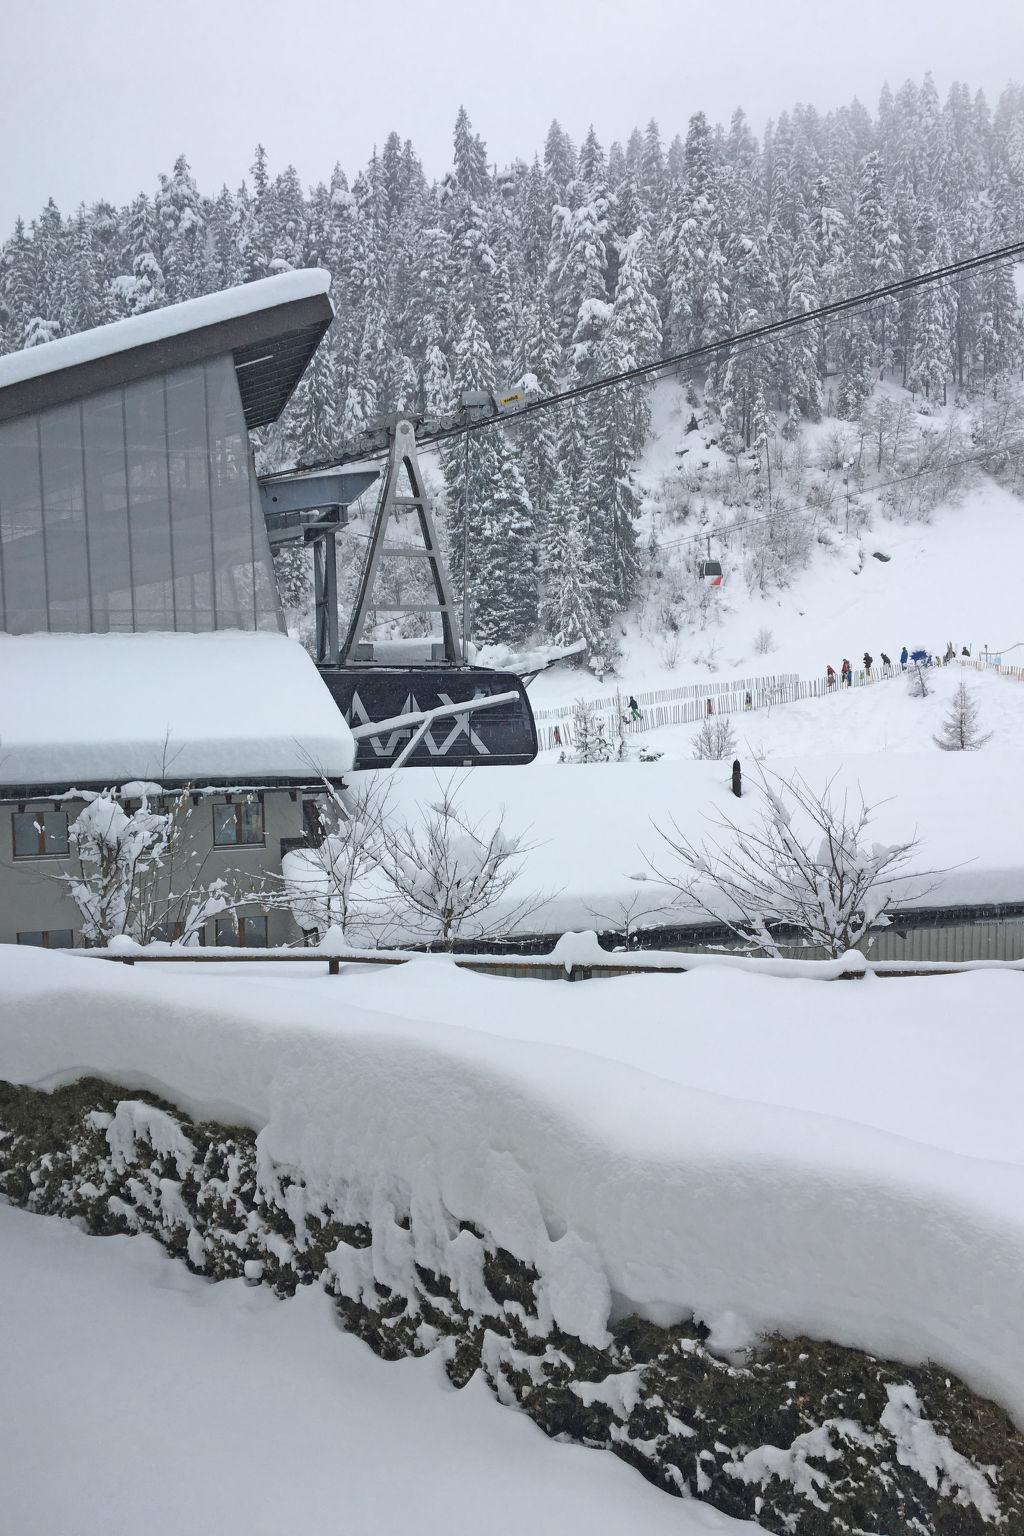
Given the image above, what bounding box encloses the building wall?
[0,790,311,949]
[0,354,282,635]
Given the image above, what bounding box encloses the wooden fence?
[81,946,1024,984]
[534,664,899,752]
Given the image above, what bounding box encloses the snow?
[0,269,332,392]
[880,1384,1001,1521]
[0,1202,752,1536]
[526,457,1024,710]
[2,943,1024,1427]
[368,745,1024,934]
[0,631,354,786]
[584,661,1024,763]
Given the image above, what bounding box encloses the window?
[13,810,70,859]
[302,797,327,846]
[214,914,268,948]
[212,798,264,847]
[149,920,203,944]
[17,930,75,949]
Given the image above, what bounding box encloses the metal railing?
[77,944,1024,984]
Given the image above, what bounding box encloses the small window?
[17,929,75,949]
[13,810,70,859]
[212,798,264,847]
[214,914,268,948]
[302,798,327,846]
[242,915,268,947]
[149,920,200,944]
[214,916,237,947]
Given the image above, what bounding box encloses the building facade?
[0,271,354,950]
[0,354,280,635]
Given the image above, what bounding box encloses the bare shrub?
[60,789,233,946]
[648,770,941,958]
[376,778,546,948]
[753,626,775,655]
[692,717,737,761]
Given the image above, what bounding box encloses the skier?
[826,664,837,689]
[627,694,641,724]
[962,645,971,657]
[944,641,955,663]
[841,658,852,687]
[880,652,892,674]
[552,725,562,748]
[863,651,873,674]
[900,646,909,669]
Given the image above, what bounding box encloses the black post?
[731,759,742,798]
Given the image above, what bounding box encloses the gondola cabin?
[699,559,724,588]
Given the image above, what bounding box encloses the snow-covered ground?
[539,661,1024,763]
[0,1201,751,1535]
[527,463,1024,709]
[371,744,1024,931]
[2,944,1023,1428]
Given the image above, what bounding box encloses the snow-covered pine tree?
[540,468,601,653]
[933,679,992,750]
[854,150,904,375]
[907,203,954,401]
[288,323,339,460]
[157,155,212,303]
[607,227,662,454]
[463,430,537,646]
[567,697,612,764]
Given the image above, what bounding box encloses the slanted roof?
[0,632,354,793]
[0,270,333,430]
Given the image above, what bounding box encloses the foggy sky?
[1,0,1021,230]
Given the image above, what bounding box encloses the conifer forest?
[3,77,1024,657]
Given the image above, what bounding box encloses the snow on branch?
[648,769,945,959]
[375,774,549,949]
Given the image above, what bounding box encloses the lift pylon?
[337,415,463,668]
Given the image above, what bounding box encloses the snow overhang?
[0,270,334,431]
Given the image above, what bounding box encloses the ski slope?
[530,461,1024,708]
[536,661,1024,763]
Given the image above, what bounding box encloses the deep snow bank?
[1,1203,751,1536]
[2,945,1023,1426]
[371,748,1024,931]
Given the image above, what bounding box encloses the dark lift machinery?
[260,415,538,769]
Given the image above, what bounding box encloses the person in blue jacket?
[900,646,908,668]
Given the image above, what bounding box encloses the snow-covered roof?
[0,631,354,791]
[0,270,333,430]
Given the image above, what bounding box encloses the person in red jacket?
[826,663,837,688]
[840,658,852,686]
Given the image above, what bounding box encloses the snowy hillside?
[526,377,1024,708]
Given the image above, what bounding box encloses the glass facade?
[0,354,283,635]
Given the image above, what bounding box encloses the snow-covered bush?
[934,680,992,752]
[268,777,395,943]
[753,625,775,655]
[908,663,931,699]
[376,780,543,948]
[649,771,938,959]
[692,717,737,761]
[565,698,612,764]
[61,789,231,945]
